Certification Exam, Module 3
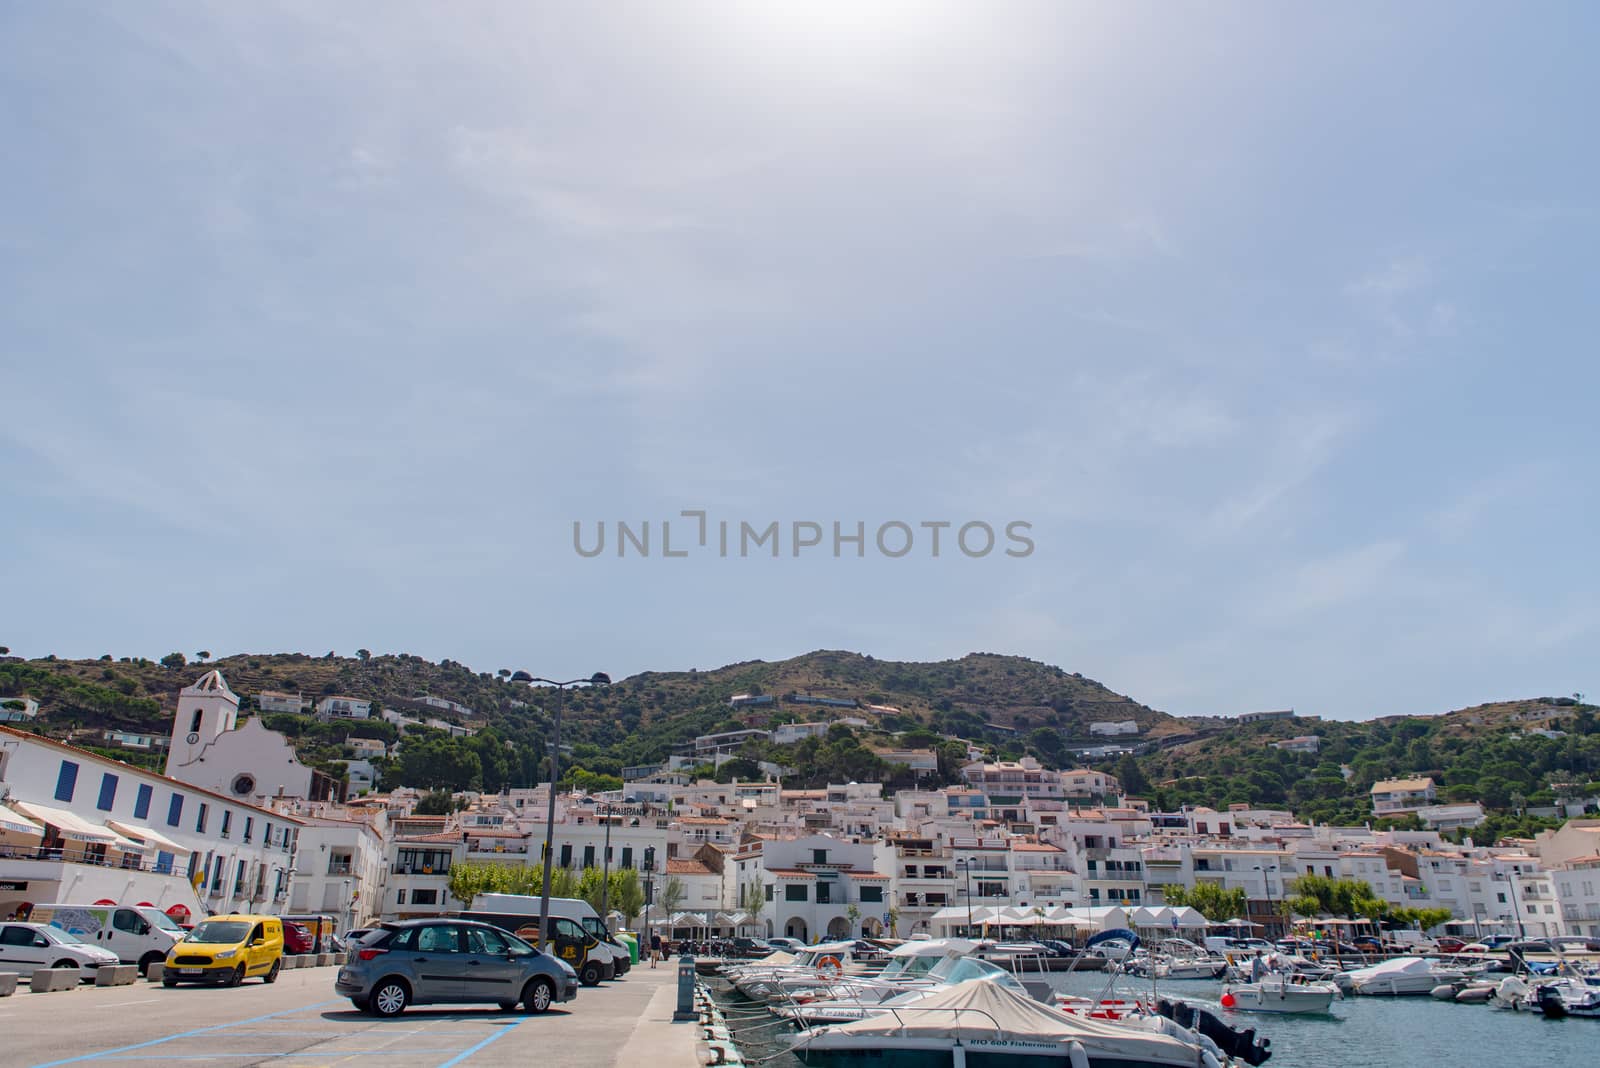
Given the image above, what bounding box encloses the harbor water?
[711,969,1596,1068]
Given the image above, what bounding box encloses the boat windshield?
[928,956,1026,992]
[878,954,942,981]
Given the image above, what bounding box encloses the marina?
[706,942,1600,1068]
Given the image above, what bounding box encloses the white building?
[756,833,888,942]
[0,696,41,722]
[1272,735,1321,754]
[1370,777,1437,816]
[256,691,311,714]
[316,696,372,721]
[287,814,388,930]
[1089,721,1139,736]
[0,722,302,924]
[164,671,320,804]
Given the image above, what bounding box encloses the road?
[2,962,697,1067]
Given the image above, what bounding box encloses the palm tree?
[846,904,861,937]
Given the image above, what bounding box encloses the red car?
[282,921,315,955]
[1434,936,1467,953]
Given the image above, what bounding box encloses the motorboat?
[1536,975,1600,1018]
[728,941,873,1000]
[1221,973,1337,1014]
[1338,956,1465,996]
[788,977,1263,1068]
[777,953,1031,1026]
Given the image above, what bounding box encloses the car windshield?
[187,921,252,943]
[581,918,613,941]
[144,911,184,933]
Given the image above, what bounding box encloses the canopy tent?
[1218,918,1264,929]
[13,801,122,844]
[107,820,192,856]
[929,904,1123,938]
[0,801,43,836]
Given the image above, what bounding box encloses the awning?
[12,802,120,843]
[107,820,192,856]
[0,801,42,835]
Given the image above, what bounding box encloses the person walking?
[650,931,662,968]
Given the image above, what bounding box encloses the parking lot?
[2,963,692,1067]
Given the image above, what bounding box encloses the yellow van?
[163,914,284,987]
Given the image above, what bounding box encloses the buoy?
[1220,992,1237,1008]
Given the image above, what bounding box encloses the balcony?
[392,863,451,876]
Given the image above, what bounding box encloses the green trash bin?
[619,931,639,964]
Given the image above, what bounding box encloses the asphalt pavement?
[1,961,696,1067]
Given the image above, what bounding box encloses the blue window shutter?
[54,761,79,802]
[97,773,118,812]
[134,783,153,819]
[167,794,184,828]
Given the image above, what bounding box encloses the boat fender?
[1066,1040,1090,1068]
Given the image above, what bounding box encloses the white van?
[30,903,185,976]
[465,893,631,980]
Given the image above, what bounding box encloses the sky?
[2,2,1596,720]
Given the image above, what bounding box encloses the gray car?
[335,919,578,1016]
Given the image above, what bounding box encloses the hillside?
[0,648,1166,781]
[6,650,1594,834]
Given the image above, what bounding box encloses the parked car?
[1463,934,1518,953]
[1551,936,1600,953]
[342,927,376,947]
[335,919,578,1017]
[730,937,770,958]
[765,937,804,953]
[1352,935,1384,952]
[282,922,315,956]
[163,914,284,986]
[1228,938,1275,953]
[1037,939,1080,959]
[1434,936,1468,953]
[0,921,120,978]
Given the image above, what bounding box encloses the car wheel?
[371,979,410,1017]
[227,964,246,987]
[53,959,78,970]
[264,959,281,984]
[138,952,163,977]
[580,961,602,987]
[523,978,555,1014]
[498,1001,519,1012]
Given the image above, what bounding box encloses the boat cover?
[811,978,1198,1061]
[1352,956,1430,979]
[751,951,796,966]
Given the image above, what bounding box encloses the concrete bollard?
[31,968,82,992]
[146,962,165,982]
[95,965,137,987]
[0,972,18,997]
[281,955,300,970]
[316,953,333,968]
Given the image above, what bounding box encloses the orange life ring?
[818,955,843,978]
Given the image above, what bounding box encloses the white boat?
[1222,973,1337,1014]
[789,978,1250,1068]
[1340,956,1465,996]
[1536,975,1600,1018]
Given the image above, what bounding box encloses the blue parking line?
[95,1053,464,1061]
[432,1019,529,1068]
[26,1000,343,1068]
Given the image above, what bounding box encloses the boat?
[1338,956,1465,996]
[774,945,1024,1025]
[789,977,1262,1068]
[1221,973,1338,1014]
[1535,975,1600,1019]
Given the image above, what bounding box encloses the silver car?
[335,919,578,1016]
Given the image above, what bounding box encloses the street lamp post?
[1497,870,1527,940]
[508,670,610,949]
[956,858,974,934]
[1253,865,1278,937]
[599,801,614,925]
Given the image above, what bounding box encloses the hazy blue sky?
[3,3,1595,719]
